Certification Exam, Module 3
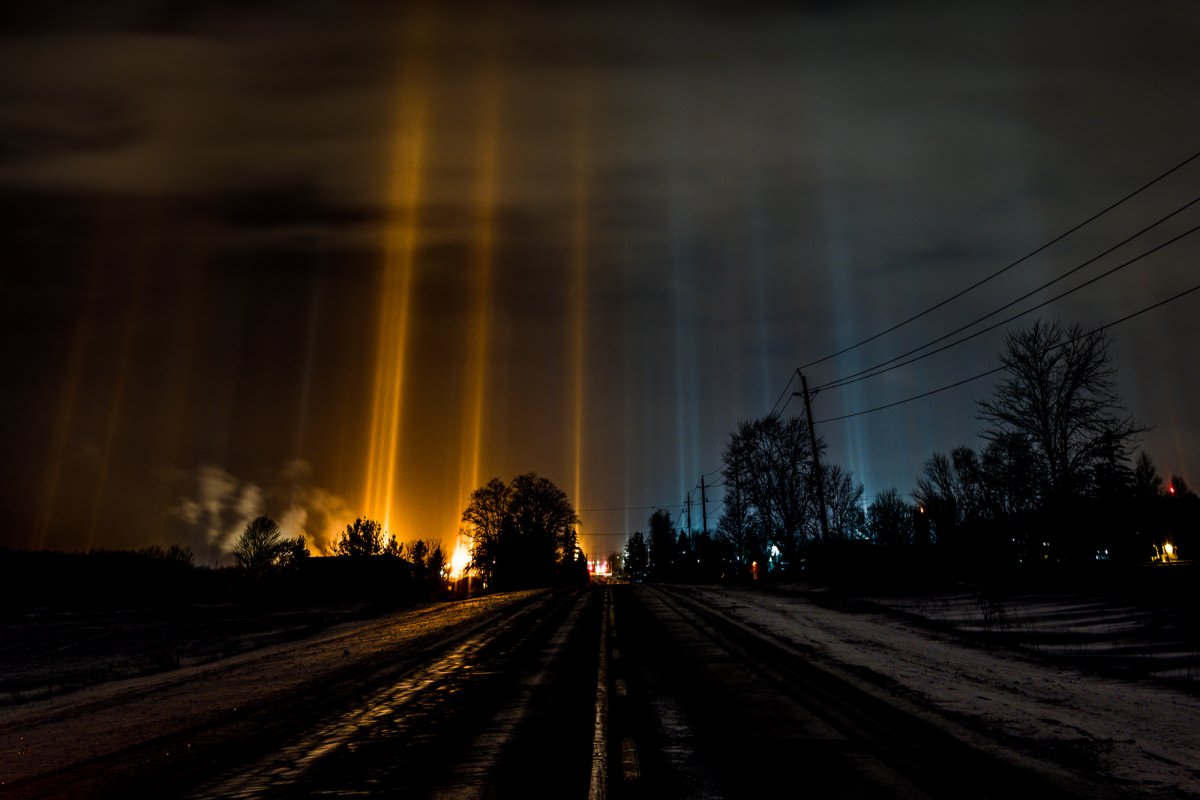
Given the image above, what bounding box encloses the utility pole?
[699,475,709,535]
[796,372,830,544]
[683,492,693,535]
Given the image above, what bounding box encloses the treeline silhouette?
[1,518,454,614]
[5,472,594,614]
[622,321,1199,591]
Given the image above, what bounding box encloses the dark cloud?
[209,179,384,231]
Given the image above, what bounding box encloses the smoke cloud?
[172,459,353,563]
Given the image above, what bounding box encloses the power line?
[775,390,797,418]
[815,280,1200,424]
[767,369,798,417]
[816,219,1200,393]
[798,149,1200,371]
[671,155,1200,529]
[578,504,673,513]
[816,367,1006,424]
[816,195,1200,393]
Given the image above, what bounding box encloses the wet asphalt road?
[9,584,1129,799]
[191,588,600,799]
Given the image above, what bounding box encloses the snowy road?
[0,589,598,798]
[3,584,1195,798]
[607,585,1143,800]
[678,585,1199,798]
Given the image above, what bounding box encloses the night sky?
[3,1,1199,563]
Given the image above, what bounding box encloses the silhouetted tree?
[979,321,1143,504]
[623,531,648,581]
[335,517,386,557]
[278,535,309,568]
[426,543,447,585]
[462,473,580,590]
[916,446,992,548]
[233,516,287,578]
[383,536,405,559]
[867,489,914,547]
[979,432,1042,519]
[462,478,512,586]
[718,431,764,576]
[140,543,196,565]
[509,472,581,586]
[409,538,428,569]
[721,414,818,566]
[1132,452,1164,501]
[824,464,866,540]
[647,509,677,580]
[406,538,445,592]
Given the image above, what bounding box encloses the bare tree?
[915,446,991,543]
[1132,452,1164,501]
[718,430,763,573]
[979,321,1143,503]
[867,489,914,547]
[720,414,817,564]
[824,464,865,540]
[233,516,285,577]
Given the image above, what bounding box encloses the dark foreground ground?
[3,583,1173,799]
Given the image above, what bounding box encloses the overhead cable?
[798,149,1200,371]
[815,281,1200,423]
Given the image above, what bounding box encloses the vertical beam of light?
[85,253,149,550]
[744,155,774,412]
[33,211,114,549]
[153,255,204,539]
[571,93,591,555]
[294,251,326,455]
[364,22,431,533]
[815,125,871,480]
[660,74,700,519]
[366,121,423,532]
[457,68,500,513]
[669,177,700,520]
[34,302,94,549]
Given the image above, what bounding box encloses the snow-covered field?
[867,590,1200,683]
[690,586,1200,798]
[0,591,541,790]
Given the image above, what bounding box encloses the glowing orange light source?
[449,541,471,580]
